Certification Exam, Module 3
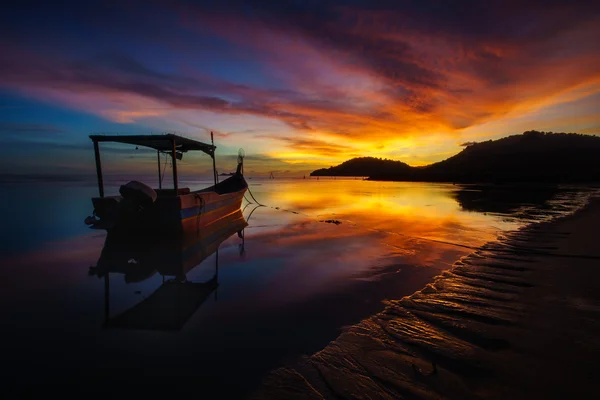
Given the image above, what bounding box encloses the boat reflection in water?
[89,209,247,330]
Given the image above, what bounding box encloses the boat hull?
[179,189,246,235]
[89,174,247,236]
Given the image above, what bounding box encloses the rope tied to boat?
[245,185,265,206]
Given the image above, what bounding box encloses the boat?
[84,133,248,235]
[89,209,248,330]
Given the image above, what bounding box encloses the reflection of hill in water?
[90,210,247,330]
[452,185,559,214]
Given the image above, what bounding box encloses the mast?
[93,139,104,198]
[211,131,218,186]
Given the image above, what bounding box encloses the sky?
[1,0,599,177]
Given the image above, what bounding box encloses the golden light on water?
[260,179,519,249]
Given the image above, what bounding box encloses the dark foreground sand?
[254,198,600,399]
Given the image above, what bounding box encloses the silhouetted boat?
[90,209,247,330]
[84,133,248,235]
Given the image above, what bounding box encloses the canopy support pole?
[93,140,104,198]
[157,150,162,189]
[172,139,178,192]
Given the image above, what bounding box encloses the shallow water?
[0,178,593,391]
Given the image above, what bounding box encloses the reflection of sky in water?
[0,178,585,391]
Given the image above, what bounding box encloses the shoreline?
[254,197,600,399]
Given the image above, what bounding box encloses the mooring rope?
[244,203,263,223]
[245,185,265,206]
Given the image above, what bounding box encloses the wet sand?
[254,197,600,399]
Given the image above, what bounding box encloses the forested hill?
[311,131,600,183]
[310,157,411,177]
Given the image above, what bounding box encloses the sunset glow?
[1,1,599,176]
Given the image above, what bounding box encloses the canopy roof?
[90,133,215,156]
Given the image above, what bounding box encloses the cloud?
[181,0,600,133]
[256,135,355,156]
[0,0,599,170]
[0,51,327,131]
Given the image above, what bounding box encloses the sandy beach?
[254,197,600,399]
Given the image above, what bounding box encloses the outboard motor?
[119,181,157,214]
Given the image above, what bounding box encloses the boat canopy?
[89,133,215,156]
[89,133,219,197]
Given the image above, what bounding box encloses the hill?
[310,157,411,177]
[312,131,600,183]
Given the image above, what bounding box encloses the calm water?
[0,178,593,392]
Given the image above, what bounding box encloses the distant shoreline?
[311,132,600,183]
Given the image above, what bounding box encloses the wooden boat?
[90,209,247,330]
[84,133,248,235]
